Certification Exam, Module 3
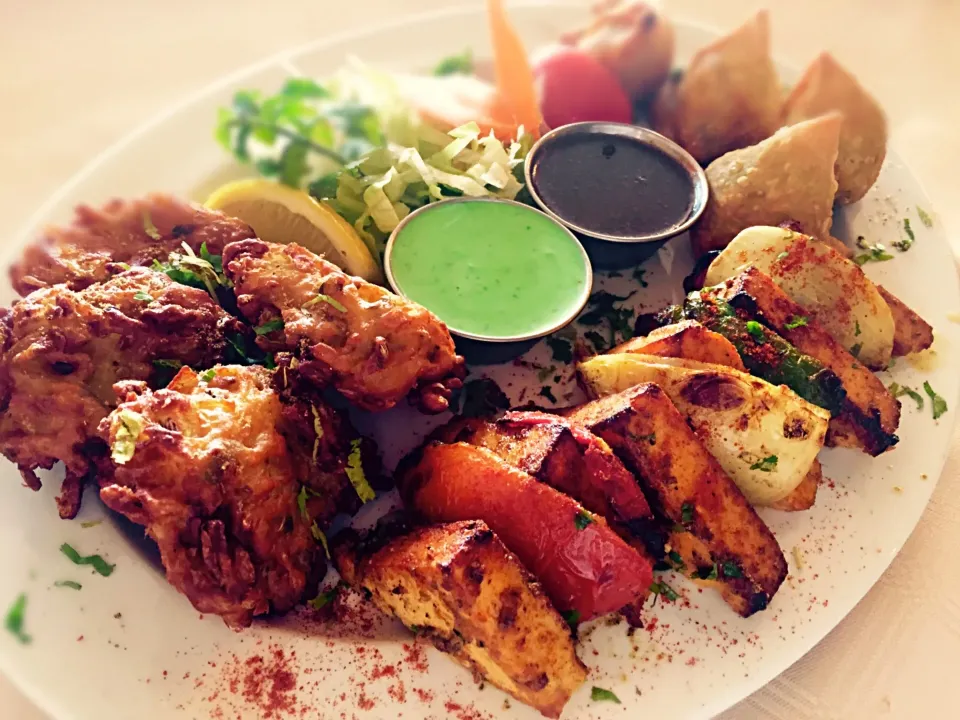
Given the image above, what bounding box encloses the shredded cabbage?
[318,121,533,257]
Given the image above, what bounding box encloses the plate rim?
[2,4,958,719]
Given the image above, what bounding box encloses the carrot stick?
[487,0,543,139]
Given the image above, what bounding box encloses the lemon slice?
[205,179,383,283]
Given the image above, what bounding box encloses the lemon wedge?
[205,179,383,283]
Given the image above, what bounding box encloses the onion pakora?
[0,267,241,518]
[223,239,465,413]
[11,194,256,296]
[97,364,368,628]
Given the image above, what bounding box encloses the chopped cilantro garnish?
[697,564,718,581]
[749,455,778,473]
[110,408,145,465]
[60,543,115,577]
[667,550,685,571]
[296,486,313,521]
[310,405,325,462]
[152,359,183,370]
[254,317,285,336]
[80,520,102,529]
[853,239,894,265]
[199,369,217,382]
[433,49,473,76]
[745,320,765,341]
[721,561,743,578]
[54,580,82,591]
[545,337,573,363]
[776,251,790,261]
[649,581,678,602]
[632,267,649,287]
[539,386,558,404]
[536,365,557,383]
[893,218,915,252]
[590,687,621,704]
[850,343,862,359]
[133,291,153,302]
[312,525,331,558]
[923,381,948,420]
[561,609,581,630]
[142,211,162,240]
[346,438,375,503]
[888,382,924,410]
[583,329,608,354]
[680,502,694,525]
[917,206,934,228]
[784,315,808,330]
[307,584,341,611]
[579,291,635,348]
[457,378,509,418]
[574,509,594,531]
[152,243,227,300]
[4,593,30,644]
[855,320,862,337]
[303,293,347,312]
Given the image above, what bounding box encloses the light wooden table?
[1,1,957,717]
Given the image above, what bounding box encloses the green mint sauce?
[389,201,588,338]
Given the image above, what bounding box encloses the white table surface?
[1,1,958,718]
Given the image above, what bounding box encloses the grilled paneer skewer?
[336,521,587,718]
[399,442,653,620]
[0,267,242,518]
[432,412,662,559]
[97,365,363,628]
[568,384,787,617]
[712,268,900,455]
[11,194,256,296]
[223,239,465,413]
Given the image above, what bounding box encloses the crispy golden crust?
[877,286,934,357]
[782,53,887,205]
[652,11,779,164]
[222,240,465,414]
[97,365,358,628]
[0,267,240,518]
[691,115,842,257]
[567,384,787,617]
[611,320,746,370]
[10,194,256,296]
[336,521,587,718]
[717,267,900,455]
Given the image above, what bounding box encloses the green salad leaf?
[433,49,474,76]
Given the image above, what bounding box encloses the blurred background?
[0,1,957,717]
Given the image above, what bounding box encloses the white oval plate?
[1,4,958,719]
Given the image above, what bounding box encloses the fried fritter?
[97,364,362,629]
[0,267,241,518]
[222,239,465,413]
[11,194,256,296]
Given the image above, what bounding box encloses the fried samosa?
[782,53,887,204]
[650,11,780,163]
[691,113,843,256]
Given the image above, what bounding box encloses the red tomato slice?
[533,46,634,129]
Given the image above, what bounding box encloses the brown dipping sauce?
[529,132,695,237]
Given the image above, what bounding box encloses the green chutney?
[388,200,590,339]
